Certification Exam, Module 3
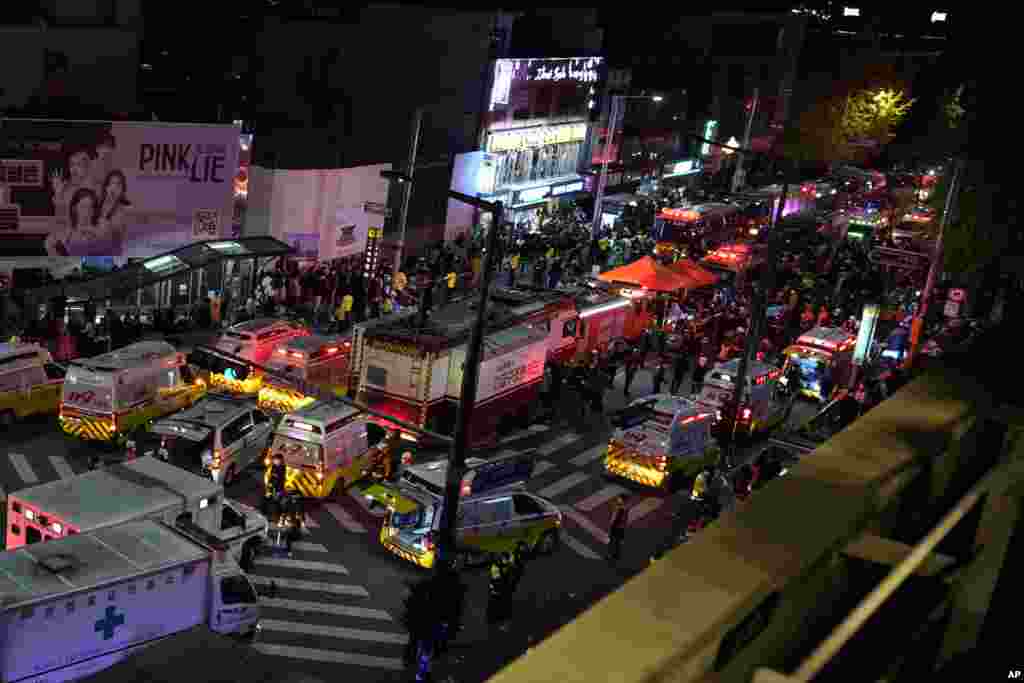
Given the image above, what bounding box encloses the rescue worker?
[487,552,515,625]
[375,429,402,481]
[607,495,628,564]
[691,353,709,394]
[264,452,287,517]
[670,353,689,395]
[402,578,433,667]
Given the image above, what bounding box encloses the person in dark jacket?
[651,361,666,394]
[623,351,640,396]
[607,495,629,563]
[691,354,709,394]
[670,353,689,395]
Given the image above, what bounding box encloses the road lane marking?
[560,506,610,544]
[254,558,349,575]
[569,445,607,467]
[574,484,629,512]
[629,497,664,523]
[325,503,367,534]
[562,533,602,560]
[536,433,580,457]
[253,644,404,671]
[529,424,550,432]
[536,472,589,499]
[8,453,38,484]
[48,456,75,480]
[249,576,369,597]
[260,619,408,644]
[261,597,393,620]
[532,460,557,476]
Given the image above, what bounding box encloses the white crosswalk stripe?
[291,541,328,553]
[254,558,349,575]
[261,597,393,621]
[48,456,75,480]
[569,444,607,467]
[561,532,602,560]
[325,503,367,534]
[529,423,550,432]
[560,506,610,544]
[249,576,368,597]
[628,497,664,523]
[254,644,404,671]
[536,433,580,456]
[261,619,408,644]
[574,484,629,512]
[535,472,589,499]
[8,453,38,484]
[532,460,557,476]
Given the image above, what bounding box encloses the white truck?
[0,519,260,683]
[5,456,268,568]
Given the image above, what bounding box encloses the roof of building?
[12,456,219,530]
[74,341,177,371]
[0,520,207,609]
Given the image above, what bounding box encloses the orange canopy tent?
[666,258,718,288]
[597,256,692,292]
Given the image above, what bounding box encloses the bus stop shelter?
[26,237,295,315]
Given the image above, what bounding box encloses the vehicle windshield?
[390,502,433,531]
[268,433,322,468]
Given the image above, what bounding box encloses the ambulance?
[377,453,560,570]
[781,326,857,401]
[258,333,354,414]
[59,341,205,444]
[653,203,743,257]
[605,395,720,490]
[5,455,268,567]
[0,342,66,426]
[700,242,764,291]
[210,318,309,394]
[263,401,387,499]
[696,358,788,437]
[0,520,260,683]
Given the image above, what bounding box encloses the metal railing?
[488,336,1017,683]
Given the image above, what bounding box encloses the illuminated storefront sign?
[529,57,602,83]
[663,159,700,178]
[701,121,718,156]
[516,186,551,204]
[489,57,605,113]
[551,180,584,196]
[487,123,588,153]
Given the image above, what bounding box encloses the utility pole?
[907,158,964,365]
[588,95,623,273]
[435,192,504,574]
[393,107,424,274]
[731,88,758,193]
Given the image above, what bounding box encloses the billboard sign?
[487,57,604,124]
[0,119,240,257]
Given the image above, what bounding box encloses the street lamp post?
[382,107,424,274]
[589,94,663,271]
[435,190,504,575]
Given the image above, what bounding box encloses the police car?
[136,393,275,486]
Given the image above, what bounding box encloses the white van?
[215,318,309,366]
[0,342,66,426]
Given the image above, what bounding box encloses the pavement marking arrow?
[8,453,38,484]
[560,506,610,545]
[325,503,367,534]
[253,644,404,671]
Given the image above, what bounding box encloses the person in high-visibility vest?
[446,272,457,289]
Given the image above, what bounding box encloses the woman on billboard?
[46,187,101,256]
[96,169,131,254]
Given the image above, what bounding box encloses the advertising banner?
[0,119,240,258]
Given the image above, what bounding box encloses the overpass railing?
[488,332,1019,683]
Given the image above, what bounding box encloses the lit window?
[843,6,860,16]
[931,11,947,22]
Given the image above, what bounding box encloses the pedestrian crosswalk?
[325,502,367,534]
[575,484,629,512]
[536,471,589,499]
[249,545,407,672]
[8,453,39,484]
[48,455,75,480]
[2,451,86,491]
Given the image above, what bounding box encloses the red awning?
[666,259,718,288]
[597,256,693,292]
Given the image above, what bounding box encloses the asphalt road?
[0,360,820,683]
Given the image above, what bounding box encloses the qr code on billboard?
[192,209,220,239]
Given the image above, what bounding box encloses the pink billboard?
[0,119,240,257]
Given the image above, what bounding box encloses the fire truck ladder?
[192,344,453,446]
